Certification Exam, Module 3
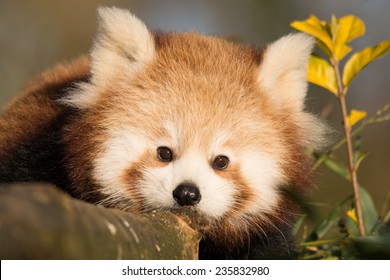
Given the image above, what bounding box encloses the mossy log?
[0,184,201,259]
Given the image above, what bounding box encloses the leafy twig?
[312,103,390,171]
[332,56,366,236]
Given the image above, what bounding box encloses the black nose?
[173,183,201,206]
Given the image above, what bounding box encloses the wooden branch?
[0,184,201,259]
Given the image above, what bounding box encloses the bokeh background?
[1,0,389,216]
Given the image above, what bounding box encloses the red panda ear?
[91,7,155,79]
[63,7,155,109]
[257,33,315,111]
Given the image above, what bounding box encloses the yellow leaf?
[291,15,333,54]
[347,209,358,223]
[307,54,338,94]
[347,109,367,127]
[316,40,333,58]
[332,15,365,61]
[334,15,365,43]
[343,40,390,87]
[336,44,353,61]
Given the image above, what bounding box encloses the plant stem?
[312,104,390,171]
[332,57,366,236]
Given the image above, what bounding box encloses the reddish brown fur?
[216,164,256,218]
[61,33,314,240]
[0,57,89,157]
[1,30,317,256]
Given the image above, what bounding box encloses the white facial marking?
[139,164,175,210]
[94,123,283,220]
[140,148,237,218]
[162,121,181,150]
[173,150,236,217]
[140,126,238,218]
[208,130,233,158]
[93,128,149,197]
[239,150,283,214]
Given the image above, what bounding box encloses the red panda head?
[62,7,327,245]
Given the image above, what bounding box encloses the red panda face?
[62,7,326,244]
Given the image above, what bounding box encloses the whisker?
[263,216,291,257]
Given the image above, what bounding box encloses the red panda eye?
[157,146,173,162]
[212,155,229,170]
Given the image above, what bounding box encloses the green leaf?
[352,135,362,165]
[305,197,352,242]
[332,15,365,60]
[307,54,338,94]
[347,109,367,127]
[292,215,306,237]
[346,210,360,237]
[323,157,351,180]
[384,210,390,224]
[354,151,368,171]
[380,190,390,221]
[291,15,333,54]
[343,40,390,87]
[350,236,390,259]
[359,187,378,234]
[322,156,377,234]
[346,187,378,236]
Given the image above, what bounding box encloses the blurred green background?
[1,0,389,215]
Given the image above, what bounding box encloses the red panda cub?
[0,7,326,259]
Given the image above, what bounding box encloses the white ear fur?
[63,7,155,109]
[92,7,155,80]
[257,33,315,111]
